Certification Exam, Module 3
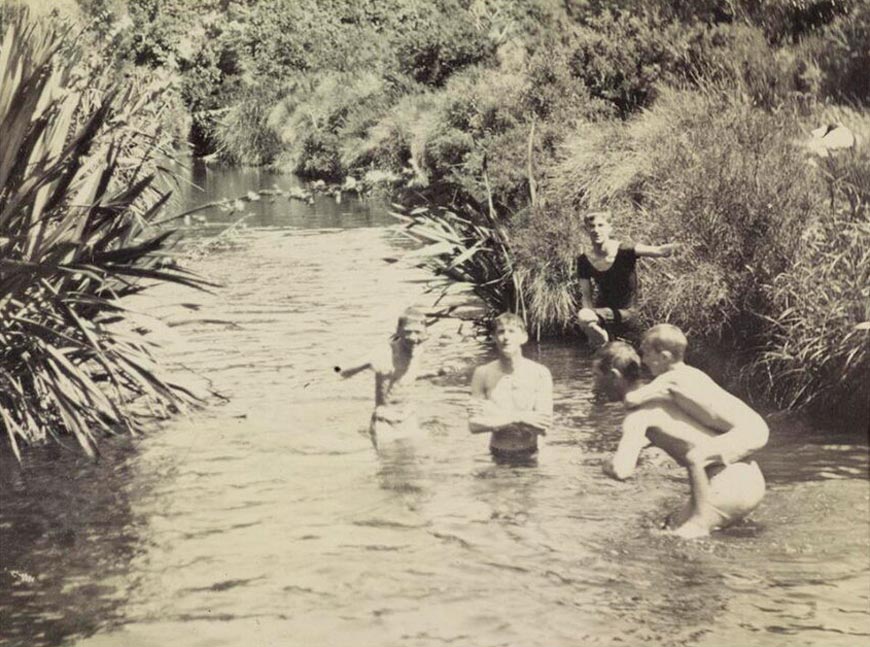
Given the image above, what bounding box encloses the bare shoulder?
[370,345,394,374]
[472,359,500,380]
[528,359,552,381]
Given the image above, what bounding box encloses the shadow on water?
[0,440,147,646]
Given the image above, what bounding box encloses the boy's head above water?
[492,312,528,356]
[395,308,428,346]
[640,323,687,376]
[593,341,641,401]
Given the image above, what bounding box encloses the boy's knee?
[578,308,599,325]
[685,446,706,467]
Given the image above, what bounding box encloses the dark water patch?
[182,577,264,593]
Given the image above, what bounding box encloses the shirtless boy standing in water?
[338,309,428,449]
[469,313,553,461]
[595,341,766,538]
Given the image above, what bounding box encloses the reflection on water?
[1,165,868,647]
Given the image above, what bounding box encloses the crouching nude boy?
[595,341,766,538]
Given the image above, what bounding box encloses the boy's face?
[493,321,527,357]
[640,338,670,376]
[398,321,426,348]
[584,216,612,246]
[592,360,624,401]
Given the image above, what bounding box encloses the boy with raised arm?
[595,341,766,538]
[338,308,429,449]
[577,211,679,347]
[468,313,553,461]
[626,323,769,467]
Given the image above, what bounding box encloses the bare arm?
[468,366,542,434]
[624,375,676,409]
[634,242,679,258]
[525,367,553,434]
[578,278,595,310]
[339,359,372,379]
[604,411,652,480]
[339,346,391,379]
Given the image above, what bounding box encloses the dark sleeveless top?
[576,244,638,310]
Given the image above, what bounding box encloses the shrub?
[0,9,206,457]
[756,107,870,423]
[799,1,870,105]
[214,83,285,166]
[391,201,523,321]
[343,91,442,185]
[532,83,867,418]
[392,0,497,87]
[272,72,398,179]
[568,10,688,118]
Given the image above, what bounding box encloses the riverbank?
[86,0,865,426]
[3,1,867,444]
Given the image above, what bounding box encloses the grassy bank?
[69,0,870,426]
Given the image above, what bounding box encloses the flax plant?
[391,196,525,325]
[0,9,210,458]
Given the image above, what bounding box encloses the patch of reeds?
[390,197,523,325]
[0,9,210,458]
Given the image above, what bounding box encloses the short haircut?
[594,341,641,381]
[492,311,526,333]
[396,308,427,333]
[642,323,687,360]
[583,210,611,227]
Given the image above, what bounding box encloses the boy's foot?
[670,519,711,539]
[585,323,609,349]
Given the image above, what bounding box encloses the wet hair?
[594,341,642,382]
[583,210,612,227]
[492,311,527,333]
[396,308,427,334]
[641,323,687,360]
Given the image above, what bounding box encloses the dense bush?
[567,10,686,117]
[0,8,205,457]
[392,0,498,86]
[70,0,868,423]
[799,1,870,105]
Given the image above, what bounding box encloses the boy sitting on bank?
[625,323,769,468]
[468,313,553,462]
[338,308,429,449]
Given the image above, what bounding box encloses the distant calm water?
[1,162,868,647]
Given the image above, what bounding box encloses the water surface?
[1,163,868,647]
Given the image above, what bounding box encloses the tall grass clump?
[0,9,209,458]
[756,108,870,423]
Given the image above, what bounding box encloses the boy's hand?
[518,410,551,434]
[467,399,487,417]
[661,242,681,257]
[624,390,642,409]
